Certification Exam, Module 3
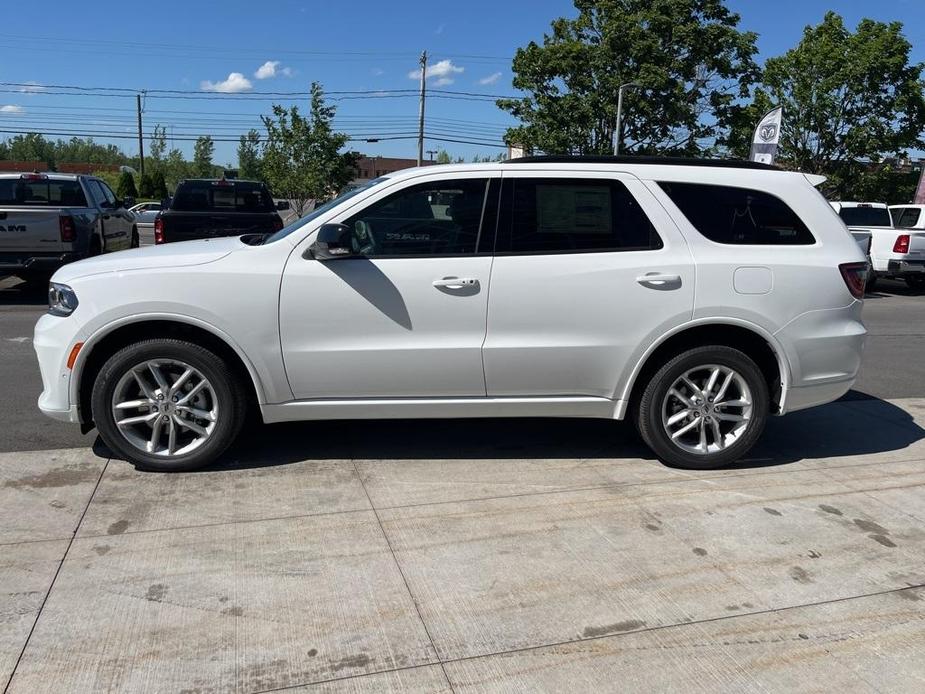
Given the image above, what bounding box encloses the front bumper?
[34,312,83,423]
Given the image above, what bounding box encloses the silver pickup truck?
[0,172,138,282]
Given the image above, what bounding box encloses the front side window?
[658,182,815,245]
[496,178,662,254]
[342,178,490,256]
[892,207,922,228]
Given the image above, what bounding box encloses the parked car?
[154,178,284,244]
[129,201,163,246]
[890,205,925,231]
[831,201,925,290]
[35,156,868,472]
[828,201,874,261]
[0,172,137,282]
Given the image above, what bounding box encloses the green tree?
[5,133,56,167]
[260,82,357,216]
[498,0,759,155]
[435,149,452,164]
[193,135,215,177]
[163,148,190,192]
[152,171,169,200]
[726,12,925,199]
[116,171,138,199]
[149,125,168,169]
[238,129,263,180]
[138,173,155,198]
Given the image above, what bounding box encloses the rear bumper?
[0,251,84,274]
[886,259,925,275]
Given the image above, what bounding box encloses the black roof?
[504,155,779,171]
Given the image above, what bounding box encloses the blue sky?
[1,0,923,166]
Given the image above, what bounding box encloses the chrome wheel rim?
[661,364,753,456]
[111,359,218,457]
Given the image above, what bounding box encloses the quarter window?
[342,178,490,256]
[659,182,815,245]
[496,178,662,254]
[892,207,921,228]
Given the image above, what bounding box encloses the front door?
[280,174,497,399]
[482,172,695,399]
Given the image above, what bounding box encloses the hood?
[52,236,243,284]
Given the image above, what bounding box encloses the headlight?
[48,282,79,317]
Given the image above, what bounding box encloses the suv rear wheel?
[91,338,245,471]
[636,346,769,469]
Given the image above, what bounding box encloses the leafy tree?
[4,133,56,167]
[260,82,357,216]
[116,171,138,199]
[435,149,452,164]
[193,135,215,177]
[149,125,168,167]
[238,129,263,180]
[498,0,759,155]
[163,148,190,192]
[0,140,9,160]
[152,171,169,200]
[726,12,925,199]
[138,173,155,198]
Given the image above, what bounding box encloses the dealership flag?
[749,106,783,165]
[914,166,925,204]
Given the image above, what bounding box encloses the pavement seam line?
[45,453,925,546]
[349,459,457,694]
[2,457,111,694]
[248,582,925,693]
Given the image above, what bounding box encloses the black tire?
[905,275,925,290]
[91,338,246,472]
[130,226,140,248]
[636,345,769,470]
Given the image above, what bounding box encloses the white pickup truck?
[830,201,925,290]
[0,172,138,283]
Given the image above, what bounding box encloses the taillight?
[839,262,868,299]
[894,234,910,254]
[154,216,165,244]
[272,216,284,232]
[59,215,76,242]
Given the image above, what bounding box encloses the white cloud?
[254,60,293,79]
[281,66,293,77]
[0,105,24,113]
[200,72,253,93]
[18,81,45,94]
[478,72,502,85]
[408,59,464,85]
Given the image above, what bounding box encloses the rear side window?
[172,182,275,212]
[496,178,662,254]
[892,207,922,228]
[0,178,87,207]
[658,182,815,245]
[837,206,891,228]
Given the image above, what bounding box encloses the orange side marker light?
[67,342,84,370]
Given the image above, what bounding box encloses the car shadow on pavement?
[93,392,925,473]
[0,277,48,306]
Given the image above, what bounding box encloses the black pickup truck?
[154,178,287,244]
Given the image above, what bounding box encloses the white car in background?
[831,201,925,290]
[34,157,868,472]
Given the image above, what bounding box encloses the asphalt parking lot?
[2,275,925,692]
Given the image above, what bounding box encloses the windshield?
[838,206,891,228]
[263,178,385,243]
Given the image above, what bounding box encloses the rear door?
[87,179,132,251]
[482,170,695,399]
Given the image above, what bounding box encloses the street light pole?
[613,82,641,156]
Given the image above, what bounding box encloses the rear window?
[838,206,891,228]
[658,182,815,245]
[0,178,88,207]
[171,181,274,212]
[891,207,922,228]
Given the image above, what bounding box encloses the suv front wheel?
[91,338,246,471]
[636,346,769,469]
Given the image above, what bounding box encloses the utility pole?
[136,92,145,177]
[417,50,427,167]
[613,82,642,156]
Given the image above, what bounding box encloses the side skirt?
[261,396,619,424]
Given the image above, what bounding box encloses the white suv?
[34,156,868,471]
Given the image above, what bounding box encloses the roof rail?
[503,155,779,171]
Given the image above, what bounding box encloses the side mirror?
[276,200,291,211]
[308,223,356,260]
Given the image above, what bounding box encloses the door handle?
[433,277,478,289]
[636,273,681,288]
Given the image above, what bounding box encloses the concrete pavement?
[2,397,924,692]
